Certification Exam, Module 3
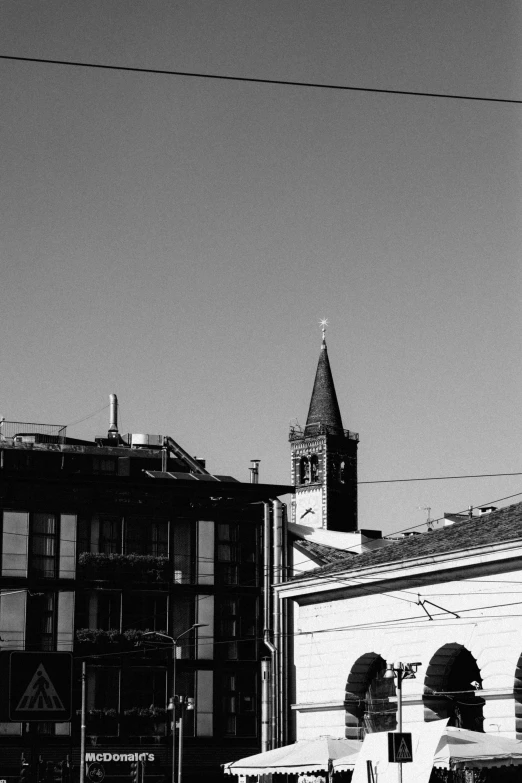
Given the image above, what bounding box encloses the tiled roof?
[291,501,522,580]
[294,539,357,566]
[305,340,344,436]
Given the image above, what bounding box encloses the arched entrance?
[345,653,397,739]
[513,651,522,738]
[424,643,484,731]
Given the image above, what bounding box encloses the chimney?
[250,460,260,484]
[108,394,119,439]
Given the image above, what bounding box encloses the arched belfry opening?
[424,643,484,731]
[345,653,397,739]
[309,454,319,482]
[299,456,309,484]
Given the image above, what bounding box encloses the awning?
[224,737,362,775]
[433,726,522,769]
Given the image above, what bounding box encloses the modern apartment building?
[0,406,291,783]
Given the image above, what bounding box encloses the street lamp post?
[142,624,207,783]
[176,696,194,783]
[384,662,421,783]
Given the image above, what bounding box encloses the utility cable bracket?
[418,595,460,620]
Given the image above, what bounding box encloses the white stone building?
[276,502,522,742]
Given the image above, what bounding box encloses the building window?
[221,669,257,737]
[121,667,166,711]
[76,514,123,554]
[125,518,169,556]
[123,591,168,633]
[77,590,122,631]
[26,591,56,651]
[173,519,196,584]
[93,457,117,474]
[218,596,257,660]
[99,515,122,554]
[217,524,238,585]
[88,667,120,711]
[87,666,120,736]
[216,523,258,587]
[31,513,58,578]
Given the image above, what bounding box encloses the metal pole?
[177,701,184,783]
[272,499,283,746]
[80,662,86,783]
[261,658,270,752]
[397,670,402,783]
[141,627,205,783]
[172,643,177,783]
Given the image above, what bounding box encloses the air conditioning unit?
[130,433,164,449]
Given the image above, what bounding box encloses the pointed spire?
[305,323,344,436]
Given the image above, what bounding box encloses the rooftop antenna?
[419,506,433,531]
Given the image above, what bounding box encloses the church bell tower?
[289,323,359,532]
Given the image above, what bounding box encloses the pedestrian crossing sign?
[388,732,413,763]
[9,652,72,721]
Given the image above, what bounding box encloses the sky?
[1,1,521,535]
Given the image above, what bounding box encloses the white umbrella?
[224,736,362,775]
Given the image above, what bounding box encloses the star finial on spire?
[319,318,328,344]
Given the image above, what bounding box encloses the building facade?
[276,502,522,745]
[0,412,291,782]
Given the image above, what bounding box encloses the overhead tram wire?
[359,471,522,485]
[1,54,522,105]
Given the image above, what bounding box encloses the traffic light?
[19,755,31,783]
[130,760,140,783]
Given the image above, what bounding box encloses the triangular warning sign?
[396,738,412,761]
[16,664,65,712]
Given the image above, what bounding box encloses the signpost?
[9,652,73,722]
[388,732,413,763]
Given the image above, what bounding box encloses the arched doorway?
[345,653,397,739]
[424,643,484,731]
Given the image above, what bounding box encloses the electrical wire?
[66,404,109,429]
[359,471,522,485]
[0,54,521,105]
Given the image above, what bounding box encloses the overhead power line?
[359,471,522,485]
[1,54,521,105]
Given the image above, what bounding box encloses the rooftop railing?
[0,420,67,444]
[289,422,359,441]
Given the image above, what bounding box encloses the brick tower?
[289,326,359,532]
